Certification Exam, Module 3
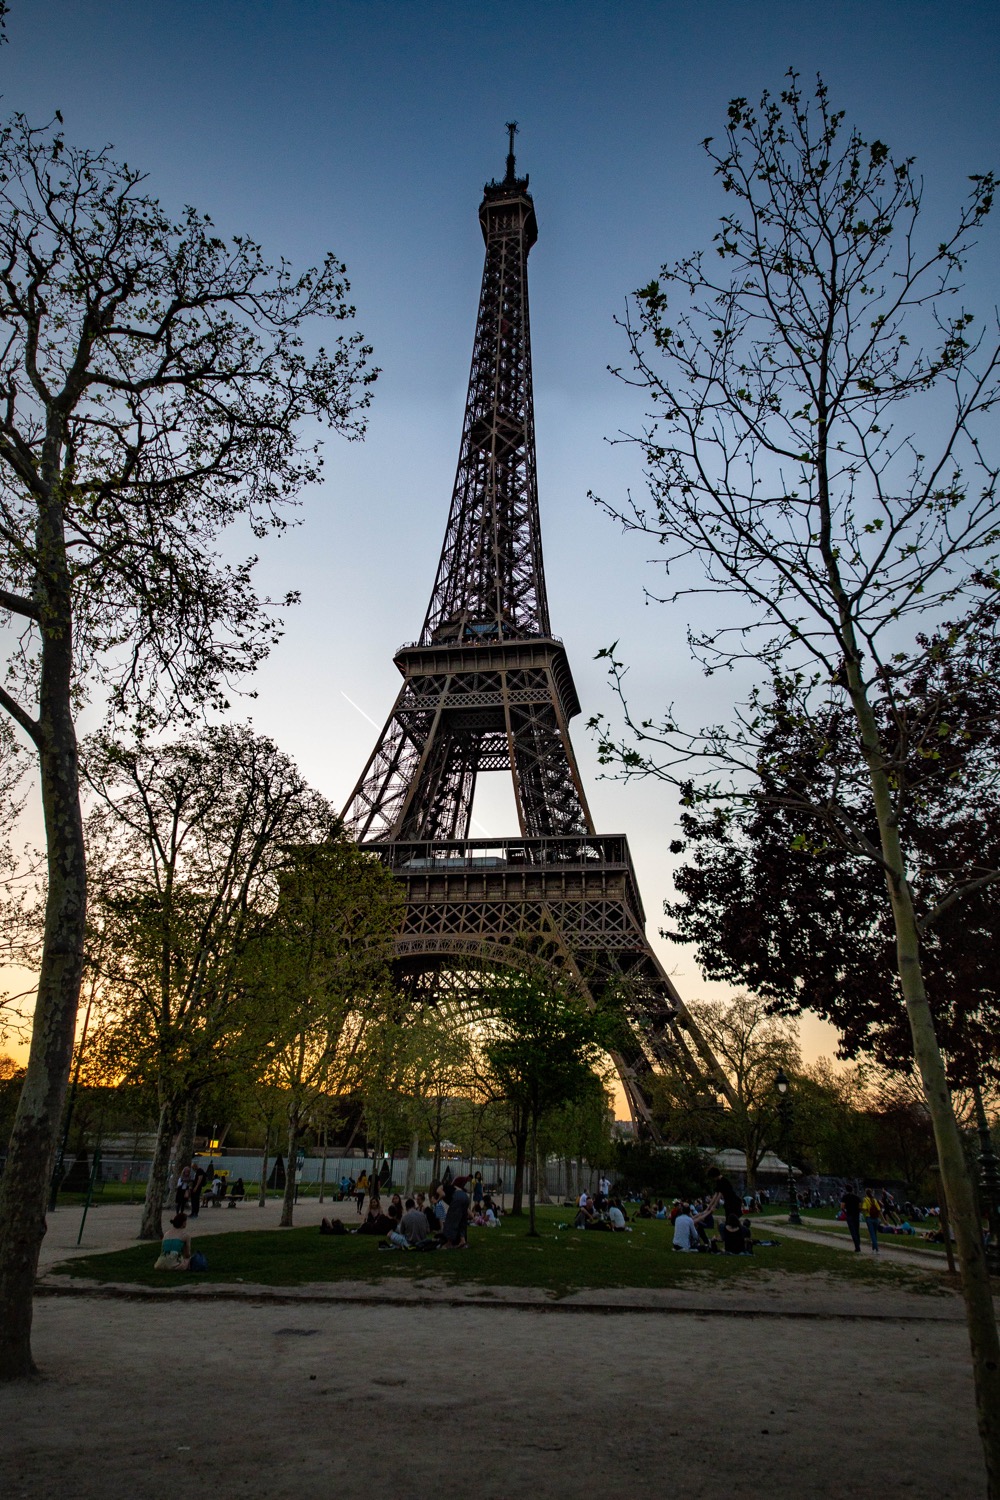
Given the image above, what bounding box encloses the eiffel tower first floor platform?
[362,832,735,1135]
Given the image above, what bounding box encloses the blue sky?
[3,1,998,1062]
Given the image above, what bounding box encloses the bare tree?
[0,115,374,1378]
[593,74,1000,1486]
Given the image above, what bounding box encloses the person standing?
[706,1165,742,1223]
[861,1188,882,1254]
[189,1161,207,1218]
[841,1184,862,1252]
[440,1177,470,1248]
[355,1170,367,1215]
[472,1172,484,1212]
[174,1164,192,1217]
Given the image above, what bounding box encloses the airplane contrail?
[340,690,379,728]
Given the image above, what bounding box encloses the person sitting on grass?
[358,1197,395,1235]
[320,1216,347,1236]
[574,1195,597,1229]
[387,1197,433,1250]
[671,1204,703,1252]
[721,1217,750,1255]
[608,1199,632,1233]
[154,1214,192,1270]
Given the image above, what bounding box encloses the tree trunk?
[139,1098,177,1241]
[257,1121,271,1208]
[318,1126,328,1205]
[0,582,88,1380]
[890,882,1000,1491]
[511,1119,528,1216]
[528,1115,539,1236]
[168,1095,198,1190]
[841,632,1000,1493]
[280,1111,299,1227]
[404,1133,419,1197]
[536,1143,552,1204]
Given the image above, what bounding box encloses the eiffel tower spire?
[420,127,546,647]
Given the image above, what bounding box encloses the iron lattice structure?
[343,132,731,1131]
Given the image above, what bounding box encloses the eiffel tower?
[343,127,732,1132]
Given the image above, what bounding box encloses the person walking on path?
[862,1189,882,1254]
[841,1184,862,1252]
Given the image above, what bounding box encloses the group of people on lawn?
[570,1168,754,1255]
[669,1168,755,1255]
[320,1173,501,1251]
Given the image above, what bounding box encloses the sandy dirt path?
[2,1294,985,1499]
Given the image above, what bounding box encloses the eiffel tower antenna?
[505,120,518,182]
[341,149,734,1133]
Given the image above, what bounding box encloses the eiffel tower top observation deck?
[420,121,547,648]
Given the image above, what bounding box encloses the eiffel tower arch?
[343,127,733,1134]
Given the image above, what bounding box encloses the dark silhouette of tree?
[663,604,1000,1084]
[0,114,375,1378]
[592,74,1000,1481]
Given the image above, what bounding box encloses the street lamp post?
[775,1068,802,1226]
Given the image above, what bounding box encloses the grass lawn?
[52,1206,945,1297]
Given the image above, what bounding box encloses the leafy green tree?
[790,1062,877,1180]
[0,115,374,1377]
[612,1141,713,1201]
[648,995,798,1189]
[83,726,337,1239]
[484,973,614,1235]
[662,604,1000,1081]
[250,842,402,1227]
[593,75,1000,1476]
[541,1072,615,1198]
